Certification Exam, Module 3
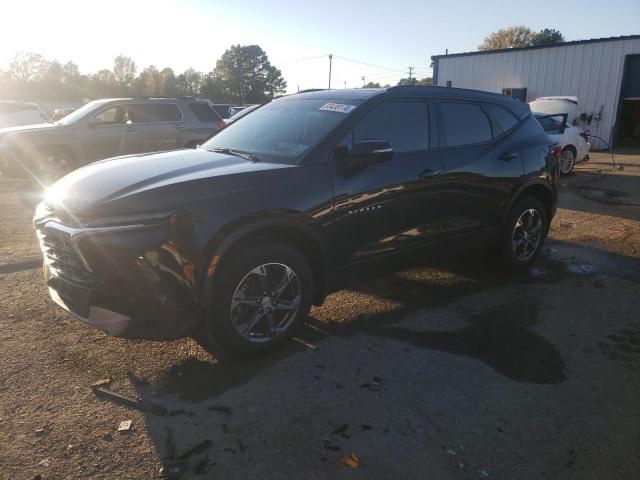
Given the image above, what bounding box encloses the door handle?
[125,126,136,132]
[500,151,518,161]
[419,168,442,179]
[174,124,185,129]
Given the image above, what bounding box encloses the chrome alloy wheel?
[512,208,543,262]
[559,149,575,175]
[230,263,302,343]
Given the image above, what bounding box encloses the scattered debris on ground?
[93,386,167,416]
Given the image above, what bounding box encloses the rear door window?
[188,103,221,122]
[353,101,429,153]
[440,102,492,147]
[131,104,182,123]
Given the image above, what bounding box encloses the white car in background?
[0,101,49,128]
[530,96,590,175]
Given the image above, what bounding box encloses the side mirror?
[336,139,393,173]
[351,140,394,163]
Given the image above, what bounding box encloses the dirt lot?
[1,152,639,480]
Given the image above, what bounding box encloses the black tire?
[559,147,576,175]
[500,196,548,271]
[198,243,313,357]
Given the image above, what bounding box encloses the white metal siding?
[435,38,640,147]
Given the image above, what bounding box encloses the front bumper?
[37,217,199,340]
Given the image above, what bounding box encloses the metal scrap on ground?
[93,386,167,416]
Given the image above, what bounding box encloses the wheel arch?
[199,215,329,308]
[562,144,577,156]
[506,181,555,231]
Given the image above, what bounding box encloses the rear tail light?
[579,131,589,143]
[216,119,226,130]
[548,144,562,158]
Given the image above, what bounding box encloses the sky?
[1,0,639,93]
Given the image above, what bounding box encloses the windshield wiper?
[207,147,260,162]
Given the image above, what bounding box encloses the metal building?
[431,35,640,149]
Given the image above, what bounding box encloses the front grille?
[37,225,95,286]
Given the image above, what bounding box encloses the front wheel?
[198,243,313,357]
[500,197,548,270]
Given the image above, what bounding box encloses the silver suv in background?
[0,101,49,128]
[0,97,225,183]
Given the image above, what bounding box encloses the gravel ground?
[1,152,639,480]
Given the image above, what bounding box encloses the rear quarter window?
[188,103,222,122]
[440,102,492,147]
[485,105,519,136]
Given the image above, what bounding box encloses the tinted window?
[486,105,518,135]
[353,101,428,152]
[537,115,563,134]
[131,104,181,123]
[440,102,492,146]
[189,103,221,122]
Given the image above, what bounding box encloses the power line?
[332,55,407,74]
[276,54,329,64]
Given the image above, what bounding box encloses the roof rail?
[297,89,327,94]
[132,96,196,100]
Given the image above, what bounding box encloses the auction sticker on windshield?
[319,103,357,114]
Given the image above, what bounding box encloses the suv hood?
[45,148,292,217]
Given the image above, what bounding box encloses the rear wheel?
[559,147,576,175]
[198,243,313,357]
[500,196,548,270]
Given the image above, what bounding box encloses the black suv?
[34,86,559,356]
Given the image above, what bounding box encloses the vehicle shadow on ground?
[143,247,572,406]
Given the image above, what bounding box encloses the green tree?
[91,69,117,97]
[8,51,48,82]
[362,81,381,88]
[531,28,564,46]
[479,26,534,50]
[397,77,418,86]
[136,65,161,96]
[177,68,202,96]
[113,55,137,92]
[159,67,178,96]
[479,26,564,51]
[212,45,286,104]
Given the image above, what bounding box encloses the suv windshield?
[202,98,361,164]
[54,100,109,126]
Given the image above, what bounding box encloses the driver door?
[84,104,141,161]
[326,100,445,264]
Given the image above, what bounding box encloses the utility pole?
[408,66,414,80]
[328,54,333,89]
[361,76,365,87]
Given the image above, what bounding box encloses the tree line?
[0,45,287,104]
